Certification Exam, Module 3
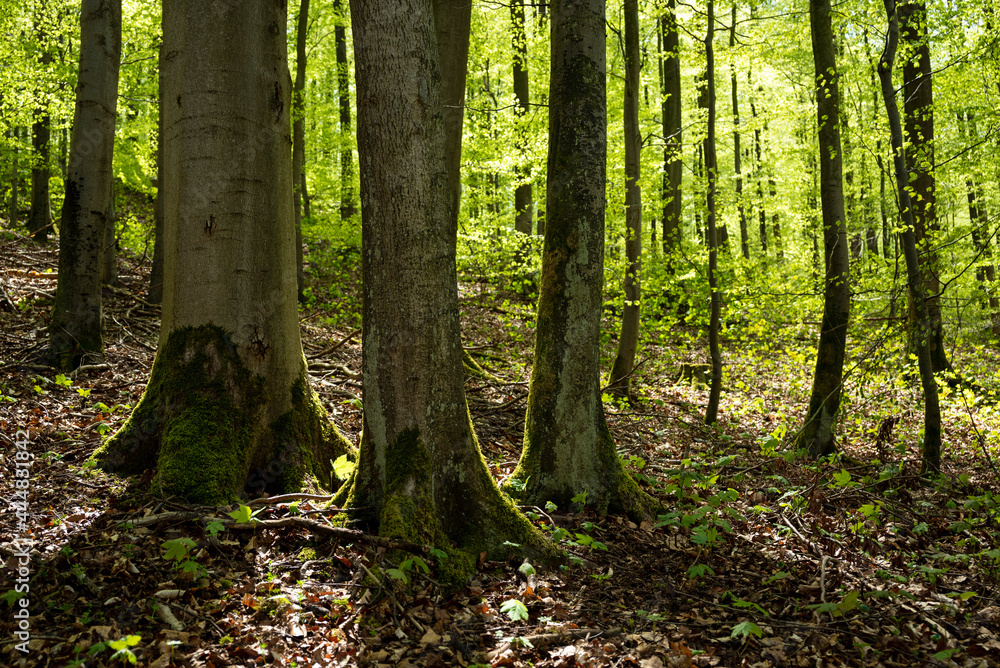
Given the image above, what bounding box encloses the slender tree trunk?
[751,97,767,254]
[95,0,350,503]
[769,175,782,260]
[661,0,682,257]
[609,0,642,398]
[9,129,19,226]
[334,0,357,221]
[798,0,850,457]
[29,8,52,243]
[101,179,117,286]
[49,0,121,370]
[344,0,554,572]
[292,0,310,300]
[900,0,949,372]
[512,0,533,235]
[731,3,749,260]
[509,0,655,520]
[703,0,722,425]
[878,0,941,474]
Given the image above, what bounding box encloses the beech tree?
[49,0,121,370]
[94,0,351,503]
[339,0,553,572]
[506,0,655,519]
[703,0,722,425]
[660,0,682,257]
[797,0,850,457]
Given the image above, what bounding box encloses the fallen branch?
[489,627,623,658]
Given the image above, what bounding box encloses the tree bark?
[900,0,949,373]
[704,0,722,425]
[798,0,851,457]
[731,3,749,260]
[342,0,554,575]
[608,0,642,399]
[434,0,472,233]
[49,0,121,370]
[94,0,350,504]
[507,0,655,520]
[149,44,165,304]
[878,0,941,474]
[660,0,682,257]
[512,0,533,235]
[8,128,19,226]
[292,0,310,301]
[28,7,52,243]
[101,179,117,286]
[334,0,357,221]
[750,96,767,254]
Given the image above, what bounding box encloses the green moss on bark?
[93,325,351,504]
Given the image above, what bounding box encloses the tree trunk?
[28,9,52,243]
[878,0,941,474]
[149,44,165,304]
[292,0,310,300]
[769,175,782,260]
[798,0,850,457]
[704,0,723,425]
[9,128,19,226]
[661,0,682,257]
[507,0,655,520]
[334,0,357,221]
[512,0,533,235]
[434,0,473,233]
[101,179,117,286]
[608,0,642,398]
[731,3,749,260]
[342,0,554,575]
[49,0,121,370]
[751,97,767,254]
[94,0,351,504]
[900,0,948,373]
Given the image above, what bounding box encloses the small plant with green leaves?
[385,555,430,586]
[86,634,142,665]
[161,537,203,579]
[228,504,264,524]
[500,598,529,622]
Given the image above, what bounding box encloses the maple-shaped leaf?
[162,538,196,562]
[730,621,762,639]
[500,598,529,622]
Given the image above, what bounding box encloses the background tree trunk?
[94,0,349,504]
[334,0,356,221]
[292,0,310,300]
[512,0,533,235]
[101,180,118,286]
[608,0,642,398]
[661,0,682,258]
[878,0,941,474]
[343,0,553,571]
[508,0,654,519]
[49,0,121,370]
[798,0,851,457]
[28,7,52,243]
[731,2,749,260]
[900,0,949,373]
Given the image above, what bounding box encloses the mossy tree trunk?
[660,0,682,259]
[49,0,121,371]
[900,0,949,373]
[878,0,941,474]
[507,0,656,520]
[343,0,555,572]
[93,0,350,504]
[798,0,851,457]
[608,0,642,399]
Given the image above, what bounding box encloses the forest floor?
[2,228,1000,668]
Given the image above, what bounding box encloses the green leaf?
[686,563,714,579]
[332,454,355,479]
[161,538,196,562]
[206,520,225,537]
[500,599,529,622]
[831,470,852,487]
[571,490,588,507]
[730,621,762,639]
[227,504,261,524]
[544,501,558,513]
[519,561,536,577]
[764,571,790,584]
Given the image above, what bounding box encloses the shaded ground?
[2,228,1000,668]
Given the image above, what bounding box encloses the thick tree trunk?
[878,0,941,474]
[608,0,642,398]
[660,0,682,257]
[334,0,357,221]
[512,0,533,235]
[292,0,309,300]
[434,0,472,232]
[508,0,655,520]
[94,0,350,504]
[49,0,121,370]
[900,0,948,373]
[704,0,723,425]
[149,45,164,304]
[731,3,749,260]
[798,0,851,457]
[343,0,553,575]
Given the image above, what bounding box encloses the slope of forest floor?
[2,228,1000,668]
